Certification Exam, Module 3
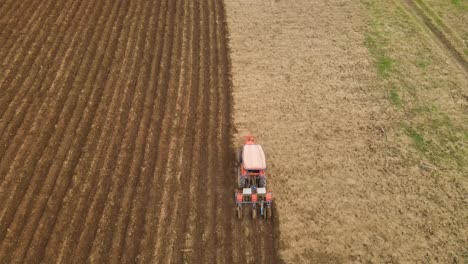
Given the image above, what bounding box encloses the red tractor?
[235,135,273,220]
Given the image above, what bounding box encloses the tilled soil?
[0,0,280,263]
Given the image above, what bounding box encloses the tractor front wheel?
[266,207,272,220]
[252,208,257,220]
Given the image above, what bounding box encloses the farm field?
[0,0,280,263]
[1,0,466,263]
[225,0,467,263]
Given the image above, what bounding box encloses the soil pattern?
[0,0,281,263]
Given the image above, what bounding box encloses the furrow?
[133,1,181,262]
[181,1,204,262]
[0,0,49,63]
[20,1,129,263]
[116,0,170,262]
[108,1,165,262]
[87,0,154,261]
[0,0,17,18]
[212,0,234,262]
[0,0,64,112]
[135,0,185,261]
[169,1,198,261]
[152,0,192,261]
[0,0,83,173]
[0,0,42,46]
[0,0,106,243]
[0,0,68,182]
[0,0,90,257]
[0,0,281,262]
[120,0,177,261]
[0,0,81,138]
[190,0,212,262]
[44,1,136,262]
[201,0,219,262]
[68,1,146,262]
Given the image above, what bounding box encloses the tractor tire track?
[401,0,468,74]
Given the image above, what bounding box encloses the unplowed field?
[0,0,280,263]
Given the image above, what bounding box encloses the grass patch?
[406,105,468,169]
[450,0,468,8]
[377,55,393,78]
[415,59,430,68]
[364,0,468,172]
[405,126,426,152]
[389,88,402,106]
[365,33,393,78]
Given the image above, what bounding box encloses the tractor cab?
[238,137,267,188]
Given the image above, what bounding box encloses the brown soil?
[0,1,280,263]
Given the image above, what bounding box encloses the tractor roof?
[242,144,266,170]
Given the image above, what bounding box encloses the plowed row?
[0,0,281,263]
